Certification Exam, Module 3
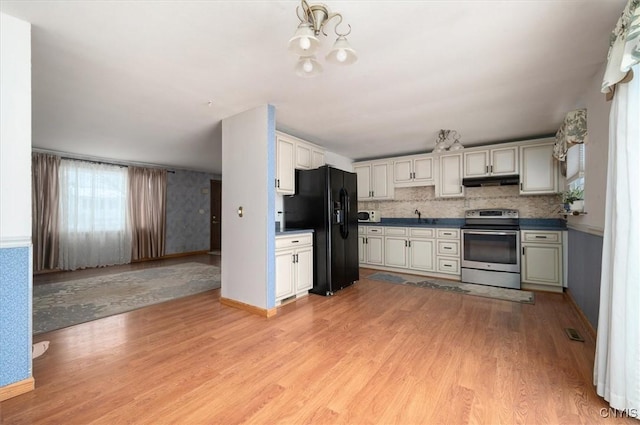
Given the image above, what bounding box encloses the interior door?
[210,180,221,251]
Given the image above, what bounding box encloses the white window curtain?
[58,159,132,270]
[595,1,640,415]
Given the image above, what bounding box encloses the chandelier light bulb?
[299,36,311,51]
[289,2,356,75]
[303,58,314,73]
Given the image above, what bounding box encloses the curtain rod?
[33,148,176,173]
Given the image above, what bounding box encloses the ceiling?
[0,1,624,174]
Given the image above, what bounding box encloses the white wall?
[568,65,611,234]
[0,12,33,391]
[1,13,32,243]
[221,105,275,309]
[324,150,354,172]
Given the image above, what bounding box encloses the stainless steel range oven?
[461,209,521,289]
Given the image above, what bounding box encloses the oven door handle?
[463,231,518,236]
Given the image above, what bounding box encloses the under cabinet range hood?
[462,175,520,187]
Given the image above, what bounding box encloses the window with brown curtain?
[128,166,167,260]
[32,153,60,271]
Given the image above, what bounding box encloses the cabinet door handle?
[486,165,489,173]
[522,247,525,255]
[295,254,299,263]
[535,235,547,239]
[404,240,407,247]
[408,241,411,247]
[292,254,296,263]
[291,240,299,243]
[520,183,523,190]
[490,165,493,173]
[443,246,452,250]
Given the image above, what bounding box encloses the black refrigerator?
[284,166,359,296]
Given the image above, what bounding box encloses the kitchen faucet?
[414,209,421,222]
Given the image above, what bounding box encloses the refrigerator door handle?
[339,188,349,240]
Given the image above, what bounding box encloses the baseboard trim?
[0,377,34,402]
[132,250,209,263]
[564,288,597,341]
[220,297,277,318]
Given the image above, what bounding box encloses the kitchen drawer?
[437,228,460,240]
[358,225,366,234]
[276,233,313,249]
[366,226,385,235]
[384,227,407,236]
[522,230,561,244]
[410,228,435,238]
[437,257,460,274]
[437,240,459,256]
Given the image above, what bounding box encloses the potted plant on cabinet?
[563,187,584,212]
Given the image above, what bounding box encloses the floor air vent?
[564,328,585,342]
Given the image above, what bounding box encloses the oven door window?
[463,232,518,265]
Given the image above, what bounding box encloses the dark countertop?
[359,218,465,228]
[519,219,567,231]
[276,229,314,236]
[359,218,567,231]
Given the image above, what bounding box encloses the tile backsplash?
[358,185,562,218]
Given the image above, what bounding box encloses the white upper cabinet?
[311,149,325,169]
[463,146,518,178]
[276,131,326,194]
[354,160,394,200]
[519,140,558,195]
[295,138,325,170]
[436,153,464,198]
[295,142,313,169]
[276,134,295,195]
[393,154,434,187]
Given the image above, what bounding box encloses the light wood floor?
[2,258,632,424]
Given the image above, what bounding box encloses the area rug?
[367,272,534,304]
[33,263,221,334]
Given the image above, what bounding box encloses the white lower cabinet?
[409,237,436,272]
[359,225,459,279]
[435,228,460,275]
[385,237,409,268]
[521,230,564,292]
[359,226,385,266]
[275,233,313,304]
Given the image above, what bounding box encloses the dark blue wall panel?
[567,228,603,328]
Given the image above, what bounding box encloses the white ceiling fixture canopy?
[288,0,357,77]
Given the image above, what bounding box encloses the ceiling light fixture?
[288,0,357,77]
